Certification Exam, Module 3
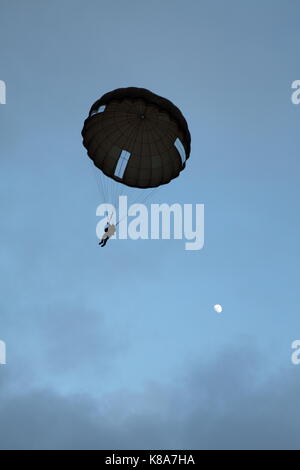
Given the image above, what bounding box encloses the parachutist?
[99,223,116,247]
[83,88,191,242]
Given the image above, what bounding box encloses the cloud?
[0,342,299,450]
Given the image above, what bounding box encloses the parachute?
[81,87,191,221]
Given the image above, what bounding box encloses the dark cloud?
[0,343,299,450]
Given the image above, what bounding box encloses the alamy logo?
[0,80,6,104]
[0,340,6,365]
[96,196,204,251]
[291,80,300,105]
[291,340,300,365]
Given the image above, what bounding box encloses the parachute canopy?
[82,87,191,189]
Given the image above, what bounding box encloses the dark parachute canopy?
[82,87,191,189]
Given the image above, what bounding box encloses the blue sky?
[0,0,300,449]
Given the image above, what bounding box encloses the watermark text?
[0,340,6,365]
[291,80,300,104]
[291,340,300,365]
[96,196,204,251]
[0,80,6,104]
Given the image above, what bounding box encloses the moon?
[214,304,223,313]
